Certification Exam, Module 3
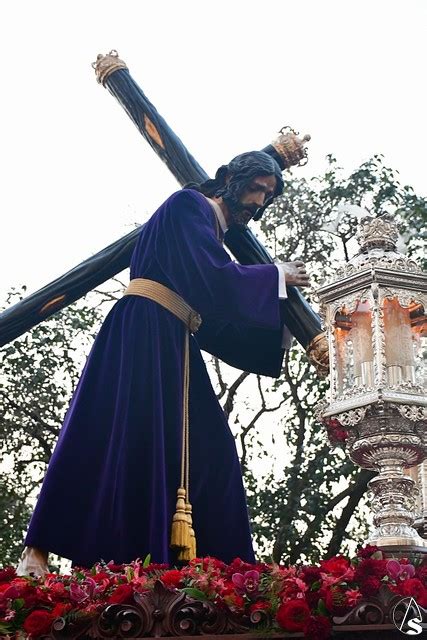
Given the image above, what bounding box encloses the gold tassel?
[178,546,191,562]
[186,502,197,559]
[170,487,190,550]
[177,503,196,561]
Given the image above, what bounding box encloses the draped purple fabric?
[25,190,285,566]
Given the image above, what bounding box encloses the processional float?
[0,51,327,376]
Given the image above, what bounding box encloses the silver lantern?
[317,214,427,553]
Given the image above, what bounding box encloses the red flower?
[160,570,183,588]
[106,562,125,573]
[305,589,322,609]
[225,558,254,578]
[92,571,111,583]
[303,614,332,640]
[356,545,381,559]
[325,418,348,443]
[301,565,322,586]
[142,563,169,573]
[0,567,16,583]
[202,557,226,571]
[325,418,341,428]
[233,594,245,609]
[108,584,134,604]
[219,580,235,596]
[3,581,38,608]
[276,599,310,632]
[324,586,350,615]
[249,600,271,613]
[224,592,245,612]
[23,610,54,637]
[328,426,348,443]
[51,602,72,618]
[396,578,427,608]
[415,564,427,586]
[359,576,382,597]
[354,558,387,582]
[46,581,67,601]
[320,556,350,577]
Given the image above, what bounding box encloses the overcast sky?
[1,0,426,300]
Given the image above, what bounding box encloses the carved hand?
[282,261,311,288]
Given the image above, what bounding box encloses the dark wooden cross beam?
[0,52,322,355]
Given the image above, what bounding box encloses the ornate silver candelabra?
[317,215,427,552]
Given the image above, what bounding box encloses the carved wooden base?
[40,624,427,640]
[40,582,426,639]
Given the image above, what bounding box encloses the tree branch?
[213,357,228,400]
[326,469,374,557]
[287,469,372,563]
[239,377,287,472]
[223,371,250,418]
[272,353,309,562]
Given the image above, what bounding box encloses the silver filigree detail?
[336,407,367,426]
[398,405,427,422]
[357,215,399,251]
[335,250,421,279]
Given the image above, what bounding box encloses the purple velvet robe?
[25,190,285,566]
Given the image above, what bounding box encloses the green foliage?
[0,477,32,566]
[0,289,102,564]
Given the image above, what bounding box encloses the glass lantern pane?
[334,300,374,394]
[383,297,426,389]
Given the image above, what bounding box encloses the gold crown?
[271,126,311,169]
[92,50,128,85]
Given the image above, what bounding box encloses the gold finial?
[271,126,311,169]
[92,50,128,86]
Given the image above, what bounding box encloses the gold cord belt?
[124,278,201,333]
[123,277,200,560]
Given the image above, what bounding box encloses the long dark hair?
[185,151,284,220]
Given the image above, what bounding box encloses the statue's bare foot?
[16,546,49,577]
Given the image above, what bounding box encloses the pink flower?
[131,575,149,592]
[210,577,227,594]
[281,577,308,600]
[4,609,16,621]
[386,559,415,582]
[346,588,363,606]
[69,577,98,603]
[320,565,355,587]
[231,570,260,597]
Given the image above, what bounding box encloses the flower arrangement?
[323,417,349,446]
[1,546,426,639]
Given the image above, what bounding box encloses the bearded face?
[222,174,277,226]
